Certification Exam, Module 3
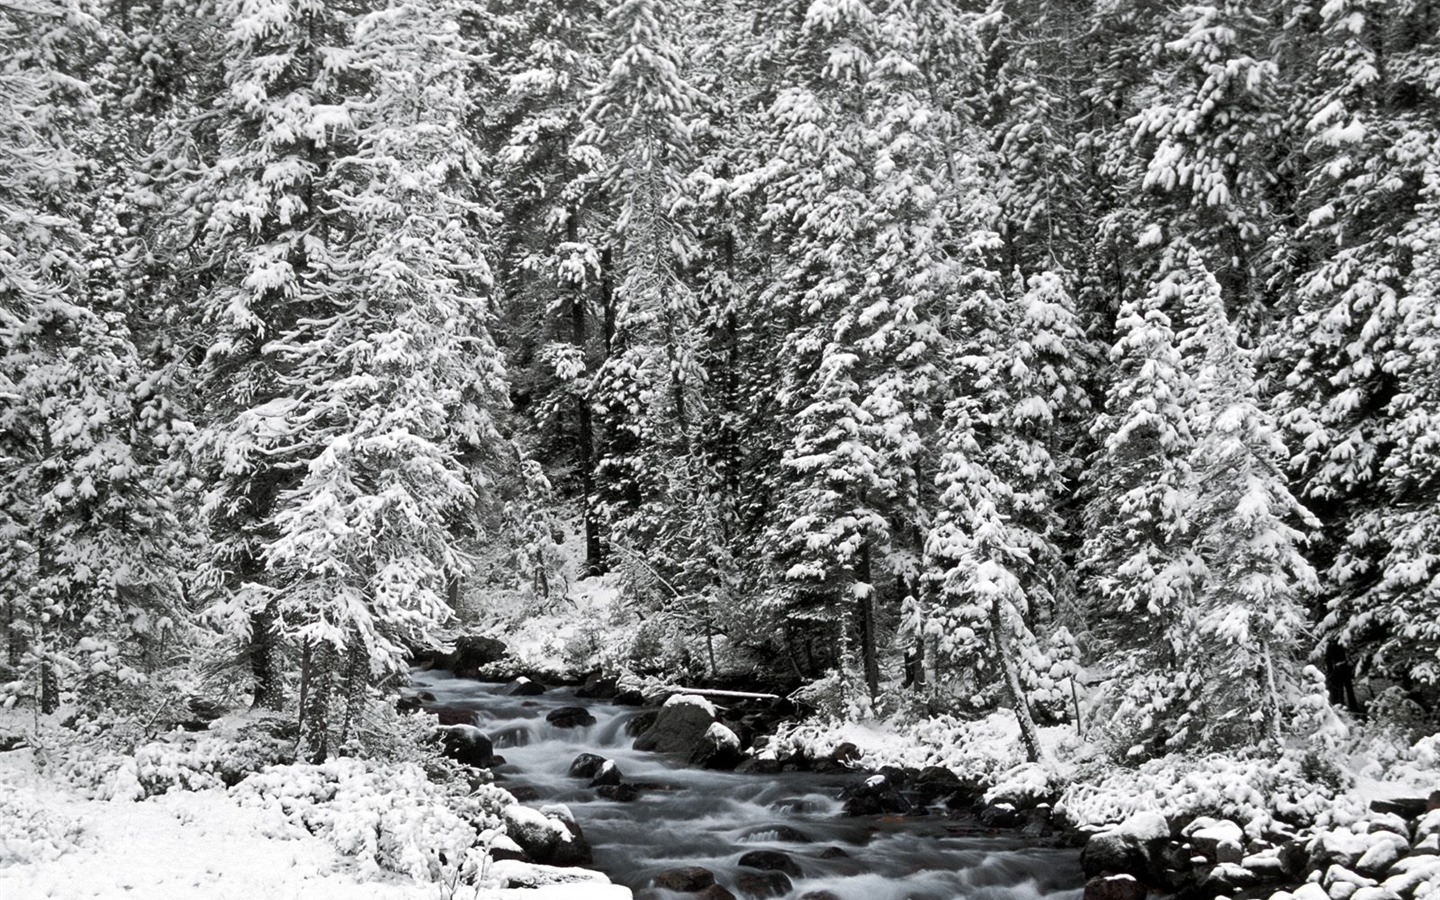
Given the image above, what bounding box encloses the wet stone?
[568,753,607,779]
[594,783,641,802]
[740,825,811,844]
[738,849,802,878]
[1084,875,1147,900]
[589,759,624,787]
[735,870,792,898]
[547,705,597,729]
[651,866,716,892]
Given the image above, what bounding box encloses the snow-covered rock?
[437,723,494,768]
[1383,857,1440,898]
[1082,873,1148,900]
[632,694,718,756]
[1356,839,1403,877]
[1193,819,1246,863]
[1116,812,1171,843]
[690,722,743,770]
[503,804,592,867]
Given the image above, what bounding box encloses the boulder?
[1380,856,1440,898]
[445,634,509,674]
[1081,830,1151,880]
[981,802,1027,829]
[633,694,717,755]
[694,886,738,900]
[1356,840,1402,878]
[736,756,782,775]
[738,849,803,878]
[690,722,744,770]
[651,866,715,892]
[1368,814,1413,840]
[568,753,608,780]
[1083,875,1147,900]
[503,804,592,867]
[1202,863,1261,892]
[595,783,641,802]
[817,846,850,859]
[914,766,965,805]
[1023,806,1055,838]
[799,892,843,900]
[1418,811,1440,840]
[547,706,597,729]
[437,724,494,768]
[436,708,476,726]
[1191,820,1245,864]
[736,870,792,898]
[589,759,624,787]
[505,677,546,697]
[740,825,812,844]
[841,773,911,817]
[575,674,619,699]
[1371,799,1430,819]
[830,742,862,766]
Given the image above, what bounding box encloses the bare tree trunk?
[249,595,283,710]
[992,602,1043,763]
[300,640,335,763]
[338,637,369,749]
[568,211,606,578]
[856,542,880,700]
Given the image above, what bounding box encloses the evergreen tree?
[175,0,507,754]
[925,270,1088,759]
[1081,260,1204,754]
[1178,253,1319,748]
[1,0,183,714]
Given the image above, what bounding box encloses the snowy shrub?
[0,781,84,866]
[125,722,296,798]
[1056,750,1343,833]
[789,669,875,721]
[233,757,510,882]
[34,713,296,800]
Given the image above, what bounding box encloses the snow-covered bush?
[0,781,84,866]
[233,757,510,881]
[1056,750,1344,833]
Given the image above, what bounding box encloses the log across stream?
[414,670,1086,900]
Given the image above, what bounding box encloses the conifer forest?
[2,1,1440,898]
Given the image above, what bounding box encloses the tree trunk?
[249,596,283,710]
[300,640,335,763]
[40,655,58,715]
[991,602,1043,763]
[568,211,606,578]
[338,637,369,748]
[855,542,880,700]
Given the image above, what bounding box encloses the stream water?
[412,671,1086,900]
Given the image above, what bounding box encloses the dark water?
[413,671,1086,900]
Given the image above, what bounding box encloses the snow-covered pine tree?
[485,0,611,576]
[1,0,183,714]
[1127,0,1288,334]
[177,0,507,755]
[1334,152,1440,691]
[1275,0,1440,702]
[740,0,967,698]
[1081,255,1205,755]
[581,0,707,564]
[924,270,1089,759]
[1178,252,1319,749]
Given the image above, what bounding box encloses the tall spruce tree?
[175,0,507,754]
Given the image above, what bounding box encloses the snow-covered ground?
[0,748,629,900]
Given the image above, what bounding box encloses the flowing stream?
[413,671,1085,900]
